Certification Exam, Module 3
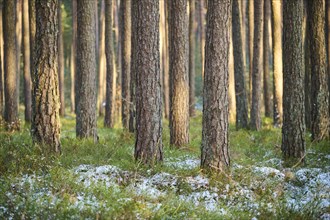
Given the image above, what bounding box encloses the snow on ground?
[1,157,330,218]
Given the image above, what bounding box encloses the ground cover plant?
[0,112,329,219]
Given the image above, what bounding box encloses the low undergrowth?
[0,111,329,219]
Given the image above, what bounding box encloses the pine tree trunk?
[263,0,272,118]
[58,0,65,116]
[169,0,189,147]
[327,0,330,121]
[232,0,249,129]
[70,0,77,113]
[133,0,163,165]
[189,0,195,117]
[76,0,98,141]
[163,0,170,119]
[120,0,131,129]
[23,0,32,122]
[250,0,264,130]
[199,0,205,78]
[271,0,283,127]
[0,2,4,118]
[29,0,36,76]
[97,0,105,116]
[32,0,61,153]
[308,0,330,141]
[282,0,305,161]
[129,0,136,132]
[201,0,231,171]
[4,0,19,131]
[104,0,115,128]
[16,0,22,105]
[248,0,254,108]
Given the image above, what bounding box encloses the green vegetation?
[0,111,329,219]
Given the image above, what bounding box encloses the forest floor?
[0,110,329,219]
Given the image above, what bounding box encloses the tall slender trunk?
[250,0,264,130]
[189,0,196,116]
[97,0,105,116]
[271,0,283,127]
[201,0,231,171]
[0,2,4,118]
[304,0,311,130]
[58,0,65,116]
[282,0,305,162]
[248,0,254,108]
[163,0,170,119]
[229,33,236,123]
[4,0,19,131]
[23,0,32,122]
[32,0,61,153]
[129,0,136,132]
[16,0,22,105]
[232,0,249,129]
[199,0,205,78]
[71,0,77,113]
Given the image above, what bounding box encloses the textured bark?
[97,0,105,116]
[120,0,131,129]
[29,0,36,102]
[70,0,77,113]
[57,0,65,116]
[199,0,205,78]
[129,0,136,132]
[23,0,32,122]
[133,0,163,165]
[16,0,22,103]
[308,0,330,141]
[232,0,248,129]
[76,0,98,141]
[248,0,254,108]
[282,0,305,160]
[241,0,247,68]
[250,0,264,130]
[114,0,121,125]
[0,3,3,118]
[263,0,272,118]
[32,0,60,152]
[104,0,115,128]
[163,0,170,119]
[169,0,189,147]
[201,0,231,171]
[327,0,330,119]
[189,0,195,117]
[4,0,19,130]
[271,0,283,127]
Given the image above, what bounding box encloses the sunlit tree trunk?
[3,0,19,131]
[129,0,136,132]
[263,0,272,118]
[70,0,77,113]
[32,0,61,152]
[16,0,22,105]
[169,0,189,147]
[201,0,231,172]
[120,0,131,129]
[76,0,98,141]
[133,0,163,165]
[232,0,249,129]
[304,0,311,131]
[97,0,105,116]
[104,0,115,128]
[23,0,32,122]
[282,0,305,161]
[58,0,65,116]
[248,0,254,108]
[199,0,205,79]
[308,0,330,141]
[189,0,196,117]
[250,0,264,130]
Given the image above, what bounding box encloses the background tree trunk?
[3,0,19,130]
[16,0,22,106]
[32,0,60,153]
[129,0,136,132]
[201,0,231,171]
[58,0,65,116]
[120,0,131,129]
[308,0,330,141]
[271,0,283,127]
[104,0,115,128]
[250,0,264,130]
[76,0,98,141]
[282,0,305,161]
[263,0,272,118]
[0,2,4,118]
[97,0,105,116]
[232,0,249,129]
[23,0,32,122]
[70,0,77,113]
[133,0,163,165]
[189,0,196,117]
[248,0,254,108]
[169,0,189,147]
[198,0,205,79]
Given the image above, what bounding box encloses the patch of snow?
[179,190,219,212]
[165,156,199,170]
[321,213,330,220]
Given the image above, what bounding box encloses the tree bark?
[169,0,189,147]
[308,0,330,141]
[70,0,77,113]
[97,0,105,116]
[201,0,231,171]
[0,2,4,118]
[250,0,264,130]
[120,0,131,129]
[129,0,136,132]
[76,0,98,141]
[104,0,115,128]
[163,0,170,119]
[16,0,22,105]
[271,0,283,127]
[32,0,60,153]
[304,0,311,131]
[248,0,254,108]
[23,0,32,122]
[282,0,305,161]
[58,0,65,116]
[199,0,205,78]
[263,0,272,118]
[189,0,196,117]
[3,0,20,130]
[232,0,249,129]
[133,0,163,165]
